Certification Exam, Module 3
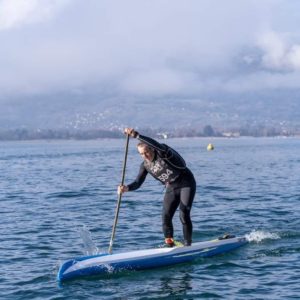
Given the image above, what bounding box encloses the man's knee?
[179,208,191,224]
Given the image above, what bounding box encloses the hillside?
[1,89,299,135]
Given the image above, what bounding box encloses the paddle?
[108,133,130,254]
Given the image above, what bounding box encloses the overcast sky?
[1,0,300,101]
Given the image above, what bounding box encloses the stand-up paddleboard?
[57,235,247,282]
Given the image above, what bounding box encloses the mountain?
[1,88,299,133]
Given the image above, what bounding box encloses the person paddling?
[118,128,196,247]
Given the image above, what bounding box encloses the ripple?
[1,138,300,300]
[46,190,93,199]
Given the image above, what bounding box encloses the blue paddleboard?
[57,235,247,282]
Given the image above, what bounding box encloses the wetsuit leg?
[179,185,196,245]
[162,189,180,239]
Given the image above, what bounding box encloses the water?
[1,137,299,299]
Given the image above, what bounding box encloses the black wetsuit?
[127,134,196,245]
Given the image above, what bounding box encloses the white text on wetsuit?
[146,159,180,183]
[158,168,174,182]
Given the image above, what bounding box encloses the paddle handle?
[108,134,130,254]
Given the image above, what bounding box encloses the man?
[118,128,196,247]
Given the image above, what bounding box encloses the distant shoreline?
[0,134,299,142]
[0,126,299,141]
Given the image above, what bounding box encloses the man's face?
[137,145,154,162]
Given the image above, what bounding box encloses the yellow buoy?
[207,143,214,151]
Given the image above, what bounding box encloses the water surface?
[1,137,299,299]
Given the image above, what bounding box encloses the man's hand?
[124,128,139,138]
[118,185,129,195]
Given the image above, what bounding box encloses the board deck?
[57,236,247,282]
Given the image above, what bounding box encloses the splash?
[103,263,115,274]
[78,225,99,255]
[245,230,280,243]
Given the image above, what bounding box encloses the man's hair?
[137,142,153,151]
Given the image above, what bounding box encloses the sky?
[1,0,300,102]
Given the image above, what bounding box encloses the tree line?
[0,124,299,141]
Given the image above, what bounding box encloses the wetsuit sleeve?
[127,162,148,191]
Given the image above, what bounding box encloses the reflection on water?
[160,272,193,297]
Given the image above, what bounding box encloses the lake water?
[1,137,299,299]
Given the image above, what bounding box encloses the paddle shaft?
[108,134,130,254]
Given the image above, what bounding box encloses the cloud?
[1,0,300,99]
[257,30,300,71]
[220,71,300,94]
[0,0,70,30]
[120,69,198,96]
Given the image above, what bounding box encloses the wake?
[245,230,280,243]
